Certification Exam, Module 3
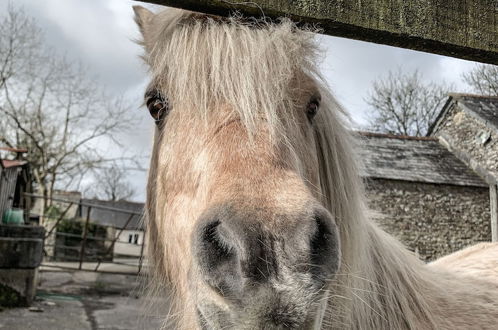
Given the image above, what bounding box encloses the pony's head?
[135,6,367,329]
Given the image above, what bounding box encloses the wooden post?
[491,184,498,242]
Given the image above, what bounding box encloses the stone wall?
[365,178,491,261]
[435,105,498,183]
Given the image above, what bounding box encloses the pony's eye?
[145,90,170,124]
[307,96,320,120]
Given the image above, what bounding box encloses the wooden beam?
[491,184,498,242]
[140,0,498,65]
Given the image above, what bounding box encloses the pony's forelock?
[142,8,322,140]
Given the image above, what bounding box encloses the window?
[134,233,139,245]
[128,234,133,243]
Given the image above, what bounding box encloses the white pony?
[134,6,498,329]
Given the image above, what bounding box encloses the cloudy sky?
[0,0,479,201]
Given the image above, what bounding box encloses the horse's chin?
[195,291,330,330]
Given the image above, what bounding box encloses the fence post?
[491,184,498,242]
[79,206,91,270]
[138,227,146,274]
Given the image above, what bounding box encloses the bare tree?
[89,165,136,201]
[0,5,134,222]
[366,69,451,136]
[462,64,498,95]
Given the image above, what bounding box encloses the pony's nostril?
[310,211,340,278]
[198,220,234,269]
[193,217,242,296]
[311,216,331,258]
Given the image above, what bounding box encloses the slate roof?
[428,94,498,136]
[80,199,144,230]
[357,132,487,187]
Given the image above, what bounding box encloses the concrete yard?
[0,271,168,330]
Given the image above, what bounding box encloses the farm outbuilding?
[429,94,498,241]
[358,132,490,261]
[356,95,498,261]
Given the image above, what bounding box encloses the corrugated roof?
[357,132,487,187]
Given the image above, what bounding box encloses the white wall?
[114,229,145,257]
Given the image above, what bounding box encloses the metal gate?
[25,193,146,275]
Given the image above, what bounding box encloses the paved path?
[0,298,90,330]
[0,271,168,330]
[41,257,144,274]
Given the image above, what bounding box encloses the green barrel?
[2,209,24,225]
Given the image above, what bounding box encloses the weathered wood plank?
[491,184,498,242]
[140,0,498,65]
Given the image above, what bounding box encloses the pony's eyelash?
[144,88,170,123]
[307,94,321,121]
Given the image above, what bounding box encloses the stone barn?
[429,94,498,241]
[358,132,491,261]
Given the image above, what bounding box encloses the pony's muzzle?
[192,205,340,297]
